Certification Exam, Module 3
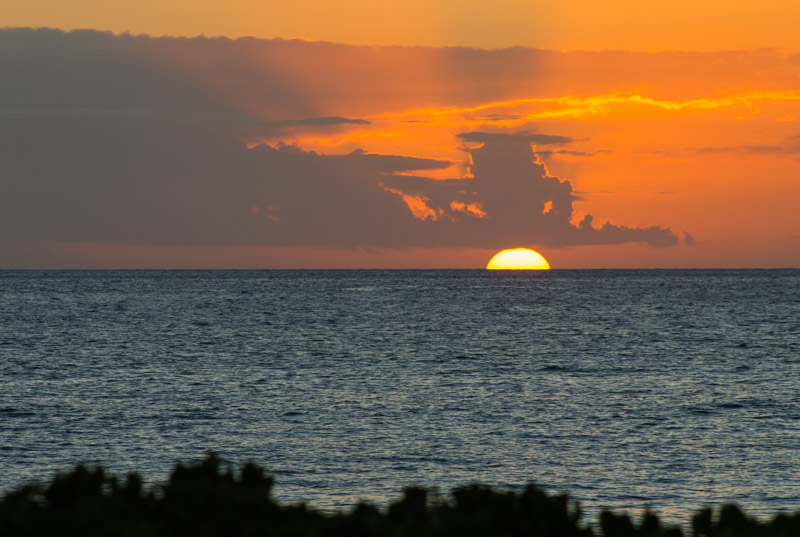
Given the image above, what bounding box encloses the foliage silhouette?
[2,454,800,536]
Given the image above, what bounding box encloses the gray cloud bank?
[0,28,679,255]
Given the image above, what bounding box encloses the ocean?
[1,269,799,526]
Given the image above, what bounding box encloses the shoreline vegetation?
[2,454,798,536]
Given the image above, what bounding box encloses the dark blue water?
[1,270,799,525]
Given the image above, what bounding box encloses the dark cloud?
[0,118,439,247]
[0,27,552,121]
[382,139,678,248]
[0,28,680,258]
[0,116,676,249]
[0,28,228,115]
[0,108,369,130]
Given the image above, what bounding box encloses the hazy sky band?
[6,0,800,51]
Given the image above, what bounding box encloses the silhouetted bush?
[1,454,798,536]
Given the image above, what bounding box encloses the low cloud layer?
[0,28,682,259]
[0,118,677,249]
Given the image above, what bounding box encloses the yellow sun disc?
[486,248,551,270]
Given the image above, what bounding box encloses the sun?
[486,248,551,270]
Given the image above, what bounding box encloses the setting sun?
[486,248,551,270]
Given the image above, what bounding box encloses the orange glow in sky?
[1,2,799,268]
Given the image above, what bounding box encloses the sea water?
[1,269,799,526]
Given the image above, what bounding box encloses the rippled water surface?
[2,270,799,525]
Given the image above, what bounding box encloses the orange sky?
[1,2,799,268]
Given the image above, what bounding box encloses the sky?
[2,1,799,268]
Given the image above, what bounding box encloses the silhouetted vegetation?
[2,454,799,536]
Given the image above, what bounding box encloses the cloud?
[0,117,678,249]
[0,108,369,130]
[0,28,554,122]
[381,137,677,248]
[0,119,441,247]
[0,27,681,260]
